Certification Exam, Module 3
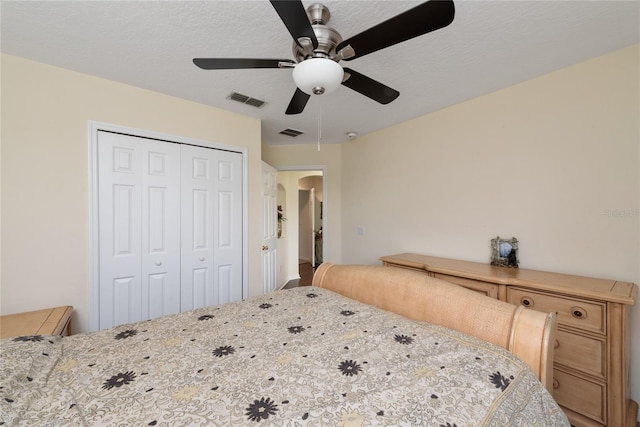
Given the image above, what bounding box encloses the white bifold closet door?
[97,131,242,330]
[180,144,243,311]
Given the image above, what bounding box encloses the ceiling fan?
[193,0,455,115]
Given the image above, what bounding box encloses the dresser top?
[0,306,73,338]
[380,253,637,305]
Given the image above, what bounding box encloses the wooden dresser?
[380,253,638,427]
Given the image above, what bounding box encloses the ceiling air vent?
[227,91,265,108]
[279,128,305,137]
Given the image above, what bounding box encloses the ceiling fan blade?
[270,0,318,49]
[341,68,399,104]
[336,0,454,61]
[193,58,295,70]
[285,88,311,115]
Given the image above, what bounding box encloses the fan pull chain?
[317,100,322,152]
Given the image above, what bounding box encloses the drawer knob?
[553,378,559,390]
[554,339,560,349]
[520,297,534,308]
[570,306,587,320]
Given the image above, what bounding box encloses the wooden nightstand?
[0,306,73,338]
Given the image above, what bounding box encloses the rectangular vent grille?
[227,91,265,108]
[279,128,305,137]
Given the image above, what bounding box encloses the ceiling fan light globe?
[293,58,343,96]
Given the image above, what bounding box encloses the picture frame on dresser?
[490,236,519,268]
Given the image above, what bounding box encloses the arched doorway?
[276,169,325,288]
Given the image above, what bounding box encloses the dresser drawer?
[553,369,606,425]
[384,263,424,273]
[433,273,499,298]
[554,329,606,378]
[507,288,605,334]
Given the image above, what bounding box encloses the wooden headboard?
[312,263,556,391]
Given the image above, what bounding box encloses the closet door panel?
[112,276,137,327]
[212,151,243,303]
[98,131,181,329]
[98,133,143,328]
[180,146,243,310]
[181,146,215,311]
[191,268,209,309]
[141,141,181,319]
[217,265,233,304]
[148,273,169,320]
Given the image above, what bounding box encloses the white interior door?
[261,162,278,293]
[98,131,181,328]
[309,188,316,267]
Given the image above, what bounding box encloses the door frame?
[275,165,327,283]
[297,188,315,266]
[88,121,248,331]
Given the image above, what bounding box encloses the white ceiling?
[2,1,638,145]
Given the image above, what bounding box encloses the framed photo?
[491,236,519,268]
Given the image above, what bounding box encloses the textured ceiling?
[2,1,638,145]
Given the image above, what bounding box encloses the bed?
[1,263,569,426]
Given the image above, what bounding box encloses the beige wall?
[262,143,342,267]
[341,44,640,413]
[1,54,263,333]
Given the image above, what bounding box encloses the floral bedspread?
[1,286,569,426]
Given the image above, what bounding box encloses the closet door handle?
[155,260,162,266]
[199,257,205,262]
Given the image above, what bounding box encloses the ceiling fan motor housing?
[292,3,343,62]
